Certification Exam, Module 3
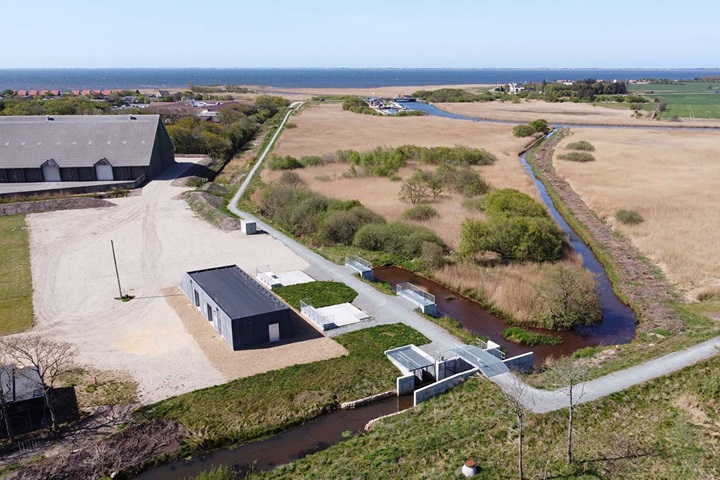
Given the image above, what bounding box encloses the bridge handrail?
[344,255,372,271]
[395,282,435,303]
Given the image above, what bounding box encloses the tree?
[500,377,534,480]
[547,357,587,465]
[0,336,77,432]
[529,118,549,133]
[399,177,430,204]
[537,264,602,330]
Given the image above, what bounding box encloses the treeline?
[268,145,496,177]
[0,97,111,115]
[257,182,444,262]
[527,79,628,102]
[412,88,497,103]
[166,95,288,161]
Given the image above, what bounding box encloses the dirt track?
[528,132,680,332]
[27,160,344,403]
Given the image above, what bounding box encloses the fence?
[300,300,337,331]
[395,282,435,305]
[345,255,373,280]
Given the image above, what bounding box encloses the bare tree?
[501,376,535,480]
[0,336,77,432]
[547,357,587,464]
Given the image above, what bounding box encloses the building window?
[194,290,200,307]
[206,304,213,322]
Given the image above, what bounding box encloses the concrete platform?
[275,270,315,286]
[0,180,131,195]
[315,303,370,327]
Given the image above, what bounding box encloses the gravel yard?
[27,160,345,403]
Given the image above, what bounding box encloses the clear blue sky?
[1,0,717,68]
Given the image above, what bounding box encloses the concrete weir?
[395,282,437,316]
[386,343,533,406]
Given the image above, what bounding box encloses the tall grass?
[566,140,595,151]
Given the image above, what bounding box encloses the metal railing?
[395,282,435,305]
[256,266,281,288]
[344,255,372,271]
[300,300,337,331]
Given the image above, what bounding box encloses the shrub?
[557,152,595,162]
[502,327,562,346]
[537,264,602,330]
[421,241,445,270]
[461,198,484,211]
[399,177,430,204]
[402,205,438,221]
[278,171,304,187]
[268,154,304,170]
[566,140,595,151]
[479,189,548,218]
[529,118,550,133]
[616,209,644,225]
[353,222,444,261]
[317,207,384,246]
[512,124,536,137]
[299,155,325,167]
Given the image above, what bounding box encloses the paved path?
[227,102,720,414]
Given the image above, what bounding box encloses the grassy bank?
[273,281,358,309]
[136,324,428,454]
[248,355,720,479]
[0,215,33,334]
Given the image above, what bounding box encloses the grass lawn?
[251,355,720,479]
[0,215,33,334]
[273,281,358,309]
[136,324,428,454]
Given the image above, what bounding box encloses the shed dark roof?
[0,115,163,169]
[188,265,289,319]
[0,365,44,403]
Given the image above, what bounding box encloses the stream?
[135,396,412,479]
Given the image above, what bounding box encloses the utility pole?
[110,240,123,298]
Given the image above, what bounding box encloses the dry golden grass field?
[554,128,720,298]
[267,103,536,249]
[439,100,720,127]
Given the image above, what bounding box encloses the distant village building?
[508,83,525,94]
[0,115,175,184]
[179,265,293,350]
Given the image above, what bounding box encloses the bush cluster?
[459,189,566,262]
[513,118,550,137]
[342,97,378,115]
[353,222,445,262]
[402,205,438,221]
[257,185,384,246]
[557,152,595,162]
[400,165,490,204]
[616,209,644,225]
[565,140,595,151]
[412,88,497,103]
[502,327,562,346]
[268,154,327,170]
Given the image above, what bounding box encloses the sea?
[1,68,719,91]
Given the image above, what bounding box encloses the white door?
[268,323,280,343]
[42,164,61,182]
[95,164,114,181]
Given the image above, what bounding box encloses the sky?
[1,0,718,68]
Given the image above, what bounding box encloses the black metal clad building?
[180,265,292,350]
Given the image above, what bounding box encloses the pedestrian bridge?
[396,282,437,316]
[451,344,509,377]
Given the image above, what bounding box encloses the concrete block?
[397,373,415,396]
[503,352,534,373]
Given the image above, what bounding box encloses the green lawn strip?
[0,215,33,334]
[250,355,720,479]
[272,281,358,309]
[136,324,428,454]
[503,326,562,346]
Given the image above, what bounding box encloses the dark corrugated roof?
[0,115,162,169]
[188,265,289,320]
[0,365,44,403]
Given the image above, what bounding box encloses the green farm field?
[0,215,33,334]
[629,82,720,119]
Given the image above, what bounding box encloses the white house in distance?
[508,83,525,94]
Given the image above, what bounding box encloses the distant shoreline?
[2,67,719,91]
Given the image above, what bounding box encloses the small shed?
[0,365,46,437]
[180,265,292,350]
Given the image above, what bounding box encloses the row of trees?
[166,95,288,161]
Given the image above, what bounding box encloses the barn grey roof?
[0,365,44,403]
[188,265,290,320]
[0,115,163,169]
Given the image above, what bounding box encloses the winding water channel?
[138,101,641,478]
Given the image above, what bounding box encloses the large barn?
[180,265,293,350]
[0,114,174,184]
